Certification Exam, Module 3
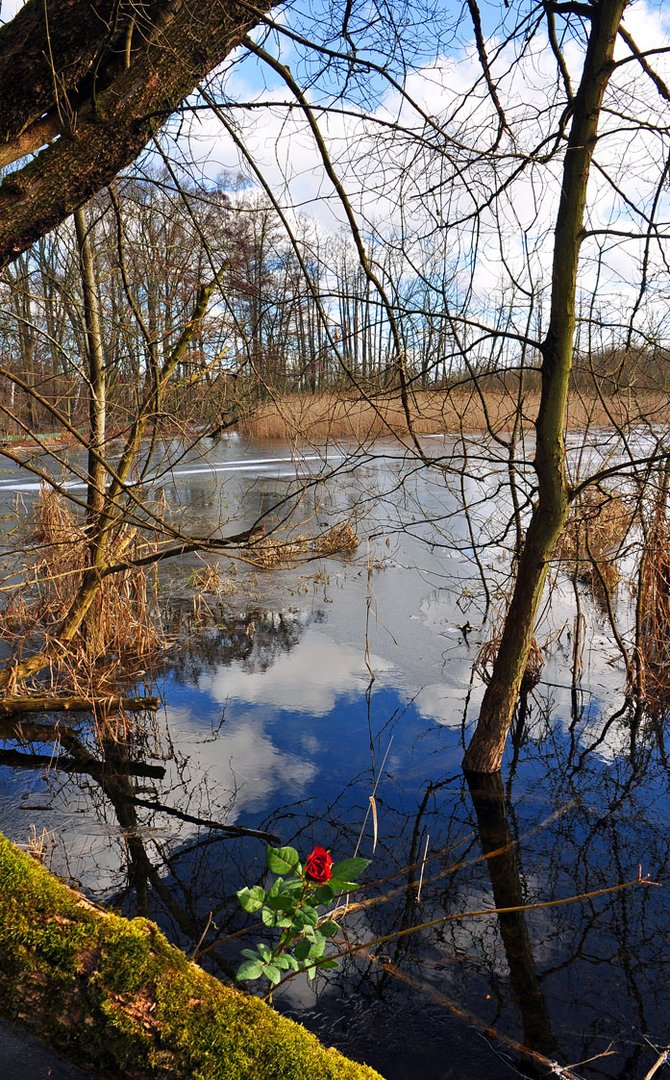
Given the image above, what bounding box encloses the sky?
[3,0,670,348]
[153,0,670,348]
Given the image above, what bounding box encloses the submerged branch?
[0,695,160,716]
[122,794,280,843]
[0,748,165,779]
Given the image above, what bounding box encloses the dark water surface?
[0,435,668,1079]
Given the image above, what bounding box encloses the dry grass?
[636,506,670,715]
[0,487,165,694]
[236,389,668,442]
[476,634,544,691]
[556,487,632,600]
[188,561,239,597]
[312,522,359,556]
[249,521,360,569]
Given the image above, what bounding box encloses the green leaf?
[317,958,340,970]
[261,907,280,927]
[273,954,293,970]
[301,905,319,926]
[329,878,362,893]
[240,948,261,960]
[306,964,317,981]
[330,857,370,881]
[256,942,272,962]
[307,935,327,959]
[313,883,335,904]
[236,959,264,981]
[265,880,298,912]
[318,920,339,938]
[267,846,301,875]
[237,885,266,913]
[264,964,282,986]
[294,939,311,962]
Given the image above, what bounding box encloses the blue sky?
[4,0,670,346]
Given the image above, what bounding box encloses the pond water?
[0,434,668,1079]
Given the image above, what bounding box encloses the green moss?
[0,833,383,1079]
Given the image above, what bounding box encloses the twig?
[643,1046,670,1080]
[191,910,214,961]
[416,833,430,904]
[341,873,656,955]
[360,948,592,1080]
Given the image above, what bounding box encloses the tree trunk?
[74,205,107,524]
[463,0,629,773]
[0,0,277,270]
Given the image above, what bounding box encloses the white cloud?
[177,3,670,343]
[198,629,393,714]
[168,704,318,812]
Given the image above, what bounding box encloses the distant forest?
[3,171,663,442]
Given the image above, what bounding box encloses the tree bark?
[0,694,159,715]
[0,0,278,269]
[463,0,629,773]
[75,205,107,523]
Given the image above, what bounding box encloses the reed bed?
[556,487,631,599]
[236,389,668,442]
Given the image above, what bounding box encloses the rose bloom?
[304,846,333,883]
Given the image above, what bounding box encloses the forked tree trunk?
[463,0,629,773]
[0,278,220,693]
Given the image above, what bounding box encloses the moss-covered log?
[0,834,382,1079]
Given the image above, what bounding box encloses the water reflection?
[0,439,667,1078]
[466,771,558,1065]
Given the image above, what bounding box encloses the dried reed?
[0,487,165,694]
[249,521,360,569]
[188,562,238,597]
[556,487,630,600]
[235,389,667,442]
[636,504,670,715]
[476,634,544,691]
[312,522,359,556]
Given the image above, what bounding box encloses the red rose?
[304,846,333,884]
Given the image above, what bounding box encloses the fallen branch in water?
[642,1044,670,1080]
[0,694,159,715]
[0,748,165,779]
[361,948,608,1080]
[339,871,659,955]
[121,794,280,842]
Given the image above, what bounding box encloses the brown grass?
[0,487,165,694]
[476,634,544,692]
[236,389,668,442]
[249,521,360,569]
[556,487,632,599]
[636,505,670,715]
